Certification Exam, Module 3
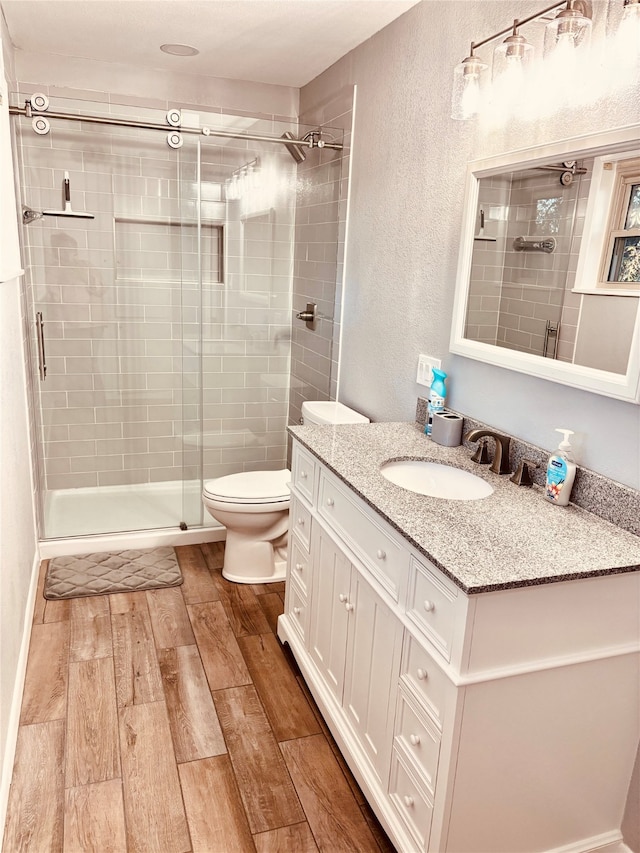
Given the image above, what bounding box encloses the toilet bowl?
[202,469,291,584]
[202,401,369,584]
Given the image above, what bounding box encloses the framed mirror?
[450,125,640,402]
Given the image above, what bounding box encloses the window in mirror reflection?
[600,157,640,289]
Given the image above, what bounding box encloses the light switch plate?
[416,354,442,387]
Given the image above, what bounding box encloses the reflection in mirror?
[451,127,640,402]
[466,158,638,375]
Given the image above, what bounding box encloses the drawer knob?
[293,607,301,616]
[416,668,428,680]
[423,600,435,612]
[297,518,305,526]
[376,549,386,560]
[345,602,354,612]
[403,795,414,808]
[326,497,334,507]
[410,734,421,746]
[295,562,303,572]
[300,470,308,479]
[339,593,348,603]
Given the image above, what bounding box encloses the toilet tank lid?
[302,401,370,424]
[204,469,291,501]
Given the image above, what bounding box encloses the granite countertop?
[289,421,640,594]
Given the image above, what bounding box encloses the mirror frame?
[450,124,640,403]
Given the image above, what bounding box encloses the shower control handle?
[36,311,47,381]
[296,302,317,330]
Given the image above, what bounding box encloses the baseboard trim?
[545,831,628,853]
[0,549,42,835]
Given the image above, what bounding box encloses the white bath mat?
[44,547,183,600]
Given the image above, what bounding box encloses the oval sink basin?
[380,460,494,500]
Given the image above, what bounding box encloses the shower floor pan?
[43,479,219,539]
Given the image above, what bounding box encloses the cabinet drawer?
[394,689,440,795]
[318,469,407,601]
[401,633,453,731]
[389,748,433,851]
[290,495,312,552]
[291,443,317,506]
[286,577,308,643]
[407,557,458,661]
[289,536,311,596]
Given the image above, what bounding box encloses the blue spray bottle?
[425,368,447,436]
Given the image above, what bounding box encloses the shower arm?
[8,104,344,151]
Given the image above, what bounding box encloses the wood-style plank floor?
[3,543,395,853]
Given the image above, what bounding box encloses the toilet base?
[222,557,287,585]
[221,529,288,585]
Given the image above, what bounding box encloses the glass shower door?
[15,96,204,538]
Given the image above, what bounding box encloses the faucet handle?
[509,459,538,487]
[470,439,491,465]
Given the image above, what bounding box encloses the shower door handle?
[36,311,47,380]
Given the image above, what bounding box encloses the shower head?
[22,205,44,225]
[281,131,306,164]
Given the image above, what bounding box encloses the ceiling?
[1,0,421,88]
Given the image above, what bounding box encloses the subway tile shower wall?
[15,92,303,492]
[288,89,351,426]
[467,165,591,361]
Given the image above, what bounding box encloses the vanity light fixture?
[450,0,595,121]
[225,157,260,202]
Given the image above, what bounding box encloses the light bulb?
[451,53,488,120]
[616,1,640,69]
[493,31,535,82]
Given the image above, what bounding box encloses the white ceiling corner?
[1,0,423,87]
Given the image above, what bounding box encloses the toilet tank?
[301,401,370,425]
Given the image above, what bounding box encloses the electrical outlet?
[416,354,442,387]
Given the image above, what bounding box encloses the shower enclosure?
[11,94,344,541]
[466,159,590,362]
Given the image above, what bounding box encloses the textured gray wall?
[300,0,640,489]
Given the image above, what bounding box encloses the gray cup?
[431,411,463,446]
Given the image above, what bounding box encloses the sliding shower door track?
[8,104,343,150]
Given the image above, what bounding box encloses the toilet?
[300,400,371,426]
[202,400,369,584]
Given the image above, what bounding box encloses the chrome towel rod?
[8,103,344,151]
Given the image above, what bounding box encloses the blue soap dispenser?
[425,368,447,436]
[545,428,577,506]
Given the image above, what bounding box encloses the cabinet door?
[343,570,402,784]
[309,527,350,704]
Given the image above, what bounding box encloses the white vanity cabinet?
[310,524,403,785]
[278,439,640,853]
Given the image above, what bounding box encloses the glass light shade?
[617,1,640,66]
[601,0,640,93]
[543,5,592,57]
[451,54,488,120]
[493,33,535,81]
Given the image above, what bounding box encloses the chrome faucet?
[465,429,512,475]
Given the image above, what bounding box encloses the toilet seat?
[203,469,291,505]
